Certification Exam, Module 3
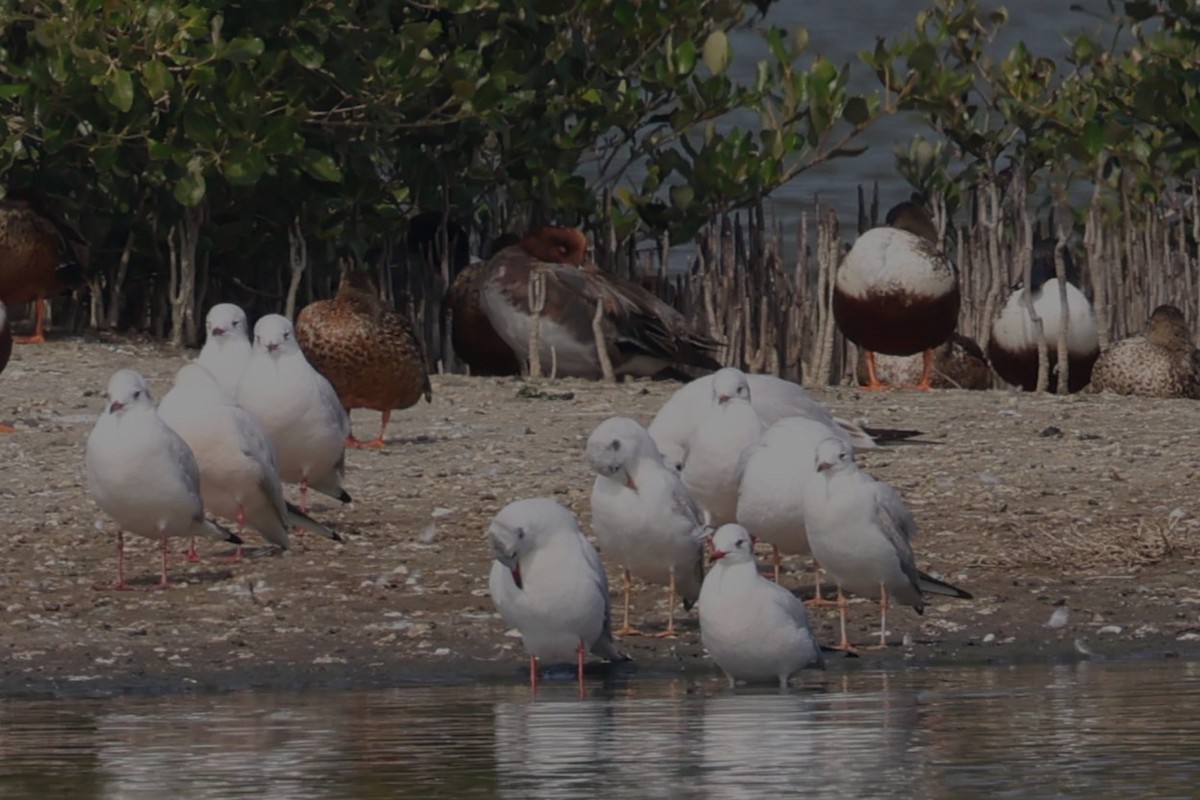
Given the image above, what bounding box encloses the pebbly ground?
[2,336,1199,698]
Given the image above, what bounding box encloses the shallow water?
[2,659,1198,799]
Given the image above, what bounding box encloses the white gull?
[197,303,252,397]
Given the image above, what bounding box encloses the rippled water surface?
[2,660,1199,799]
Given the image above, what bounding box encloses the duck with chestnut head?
[0,192,87,343]
[474,225,721,379]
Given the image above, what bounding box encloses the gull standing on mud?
[802,437,971,651]
[587,416,706,637]
[85,369,241,589]
[237,314,352,513]
[487,498,629,696]
[647,372,875,472]
[737,415,850,597]
[698,524,824,688]
[158,363,341,559]
[681,368,764,526]
[196,303,252,397]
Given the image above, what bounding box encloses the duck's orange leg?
[347,410,388,449]
[861,350,890,391]
[0,424,13,433]
[912,348,935,391]
[13,298,47,344]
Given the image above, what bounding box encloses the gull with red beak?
[681,367,764,526]
[85,369,242,589]
[487,498,630,696]
[697,523,824,688]
[587,416,706,637]
[802,437,971,651]
[237,314,352,514]
[197,303,252,397]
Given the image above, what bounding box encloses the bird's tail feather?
[198,517,242,544]
[918,570,972,600]
[285,501,343,541]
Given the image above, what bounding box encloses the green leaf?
[290,43,325,69]
[842,96,871,126]
[702,30,731,75]
[105,69,135,113]
[301,150,343,182]
[222,146,268,185]
[141,60,173,97]
[223,37,264,62]
[675,40,696,76]
[669,184,694,210]
[173,171,206,207]
[0,84,29,100]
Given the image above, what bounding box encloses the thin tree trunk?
[285,216,307,320]
[168,203,206,348]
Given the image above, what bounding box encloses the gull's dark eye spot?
[516,527,525,540]
[610,439,621,451]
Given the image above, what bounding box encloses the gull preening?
[587,416,706,637]
[158,363,341,559]
[802,437,971,650]
[236,314,352,513]
[697,524,824,688]
[85,369,241,589]
[647,371,875,472]
[680,367,764,526]
[487,497,629,695]
[197,303,252,398]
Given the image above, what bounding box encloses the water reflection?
[1,661,1199,799]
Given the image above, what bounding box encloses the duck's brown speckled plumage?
[478,227,721,378]
[855,332,991,390]
[1089,305,1200,399]
[296,270,431,447]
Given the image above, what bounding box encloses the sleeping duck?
[1089,304,1200,398]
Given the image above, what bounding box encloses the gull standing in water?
[237,314,352,513]
[697,524,824,688]
[488,498,629,696]
[802,437,971,651]
[85,369,241,589]
[587,416,706,637]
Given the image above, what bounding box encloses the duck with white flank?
[197,303,252,397]
[296,268,432,449]
[697,524,824,689]
[587,416,706,637]
[85,370,242,589]
[834,201,960,390]
[1089,304,1200,398]
[487,498,630,696]
[476,226,721,379]
[987,240,1099,393]
[801,437,972,651]
[236,314,352,513]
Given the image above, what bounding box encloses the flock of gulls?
[2,196,1200,695]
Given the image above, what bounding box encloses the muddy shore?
[2,336,1199,699]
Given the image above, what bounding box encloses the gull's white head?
[253,314,300,357]
[658,441,686,473]
[814,436,853,476]
[487,498,579,587]
[104,369,154,416]
[205,303,249,342]
[171,362,234,405]
[711,368,751,406]
[586,416,660,485]
[708,523,755,565]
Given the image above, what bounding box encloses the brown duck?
[0,198,83,343]
[475,226,721,378]
[296,269,432,449]
[0,300,12,432]
[1088,304,1200,398]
